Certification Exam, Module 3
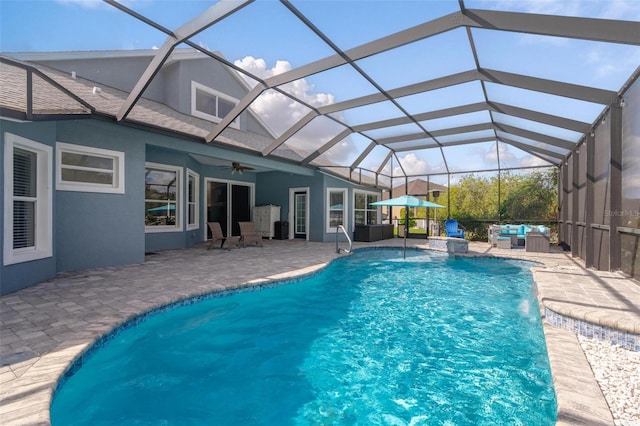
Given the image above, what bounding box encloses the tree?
[502,169,558,221]
[443,169,558,240]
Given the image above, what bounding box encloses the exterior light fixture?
[620,98,626,107]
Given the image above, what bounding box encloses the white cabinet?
[254,205,280,238]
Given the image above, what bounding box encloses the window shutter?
[13,148,37,249]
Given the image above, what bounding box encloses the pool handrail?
[335,225,352,254]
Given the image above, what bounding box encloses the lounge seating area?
[353,224,394,242]
[207,222,241,250]
[489,224,550,252]
[445,219,465,238]
[239,221,263,247]
[208,222,265,250]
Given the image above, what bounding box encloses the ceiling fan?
[230,161,255,175]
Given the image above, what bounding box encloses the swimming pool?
[51,248,556,425]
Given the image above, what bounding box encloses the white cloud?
[484,143,516,166]
[598,0,640,20]
[519,155,553,168]
[235,56,291,81]
[234,56,353,162]
[394,153,446,176]
[584,45,640,79]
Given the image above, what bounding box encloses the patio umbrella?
[370,195,445,259]
[147,204,175,213]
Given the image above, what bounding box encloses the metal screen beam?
[379,123,493,146]
[463,9,640,46]
[376,151,394,174]
[300,128,352,165]
[585,133,595,268]
[609,105,623,270]
[430,122,493,138]
[495,123,576,150]
[482,68,618,105]
[394,136,496,152]
[266,11,464,89]
[498,136,565,160]
[351,102,487,133]
[262,111,318,156]
[350,142,377,170]
[206,83,266,143]
[318,70,480,116]
[116,0,251,121]
[488,101,591,133]
[278,67,608,152]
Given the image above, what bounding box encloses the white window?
[145,163,183,232]
[354,191,379,226]
[187,169,199,230]
[3,133,53,265]
[326,188,347,232]
[191,81,239,127]
[56,142,125,193]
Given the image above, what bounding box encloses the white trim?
[203,177,255,239]
[186,169,199,231]
[3,133,53,266]
[56,142,125,194]
[190,81,239,128]
[353,189,381,227]
[288,187,310,240]
[144,162,183,233]
[326,187,348,233]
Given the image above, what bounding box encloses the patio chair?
[444,219,465,239]
[207,222,240,250]
[238,221,263,247]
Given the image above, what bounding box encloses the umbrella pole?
[404,207,408,259]
[403,234,407,259]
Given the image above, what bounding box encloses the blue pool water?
[51,249,556,425]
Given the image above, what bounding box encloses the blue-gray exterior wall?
[256,171,383,242]
[256,172,324,239]
[322,174,383,243]
[35,55,272,138]
[169,59,271,137]
[0,116,381,295]
[40,56,156,94]
[55,120,146,272]
[1,120,58,295]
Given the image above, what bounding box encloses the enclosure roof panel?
[1,0,638,183]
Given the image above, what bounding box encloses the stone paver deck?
[1,238,639,425]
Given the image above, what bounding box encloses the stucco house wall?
[0,50,383,295]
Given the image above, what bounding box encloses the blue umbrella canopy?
[370,195,444,208]
[147,204,175,213]
[370,195,444,259]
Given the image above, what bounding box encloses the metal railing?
[335,225,352,254]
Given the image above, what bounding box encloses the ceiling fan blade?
[231,162,254,172]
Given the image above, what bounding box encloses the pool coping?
[1,240,633,425]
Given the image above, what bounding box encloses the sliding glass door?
[206,180,253,238]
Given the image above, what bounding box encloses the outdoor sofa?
[489,224,550,250]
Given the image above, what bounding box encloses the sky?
[1,0,639,178]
